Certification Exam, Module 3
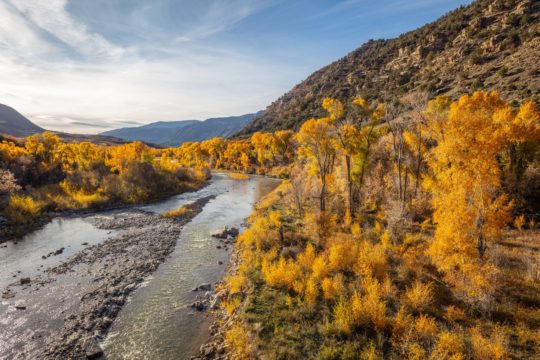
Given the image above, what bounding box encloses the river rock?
[211,228,228,239]
[228,227,239,237]
[191,301,205,311]
[199,344,216,357]
[211,290,226,310]
[84,338,103,359]
[211,226,239,239]
[196,283,212,291]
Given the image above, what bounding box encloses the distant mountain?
[0,103,133,146]
[102,112,261,146]
[237,0,539,135]
[0,104,44,137]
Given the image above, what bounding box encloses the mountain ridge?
[237,0,539,135]
[102,112,262,146]
[0,104,44,137]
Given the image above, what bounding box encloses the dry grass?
[4,195,44,224]
[160,203,194,218]
[228,172,250,180]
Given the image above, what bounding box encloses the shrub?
[360,342,383,360]
[225,324,253,360]
[0,169,21,200]
[514,214,526,232]
[403,280,434,313]
[160,204,194,218]
[470,325,508,360]
[414,314,437,340]
[328,240,357,272]
[69,191,109,208]
[321,274,345,301]
[355,241,388,280]
[392,307,414,345]
[333,296,354,334]
[228,172,249,180]
[444,305,466,324]
[4,195,43,224]
[407,343,427,360]
[431,331,465,359]
[262,257,302,291]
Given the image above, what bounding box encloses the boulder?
[191,301,205,311]
[211,290,226,310]
[211,226,240,239]
[84,338,103,359]
[211,228,228,239]
[197,283,212,291]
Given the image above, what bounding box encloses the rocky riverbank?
[191,230,246,360]
[1,195,215,359]
[0,181,207,244]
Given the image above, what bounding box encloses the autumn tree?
[296,118,336,211]
[425,91,539,303]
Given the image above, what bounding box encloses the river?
[0,173,280,359]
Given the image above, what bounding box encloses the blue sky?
[0,0,471,133]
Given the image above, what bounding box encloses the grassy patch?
[228,172,250,180]
[160,203,194,218]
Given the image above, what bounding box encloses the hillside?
[238,0,539,135]
[101,120,199,145]
[103,113,260,146]
[0,104,44,137]
[0,103,133,146]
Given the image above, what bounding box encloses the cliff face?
[238,0,539,135]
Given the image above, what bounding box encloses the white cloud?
[8,0,125,60]
[0,0,299,134]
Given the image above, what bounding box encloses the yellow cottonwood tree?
[425,91,539,302]
[296,118,336,211]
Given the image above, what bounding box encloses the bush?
[160,204,194,218]
[228,172,249,180]
[4,195,43,224]
[69,191,109,208]
[403,280,434,313]
[224,324,253,360]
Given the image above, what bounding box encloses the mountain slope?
[238,0,539,135]
[103,113,260,146]
[101,120,199,145]
[0,104,44,137]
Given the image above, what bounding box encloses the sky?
[0,0,472,134]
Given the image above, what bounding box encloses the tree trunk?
[320,177,326,212]
[345,154,353,217]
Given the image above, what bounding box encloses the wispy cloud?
[0,0,471,134]
[0,0,298,133]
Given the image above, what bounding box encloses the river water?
[0,173,279,359]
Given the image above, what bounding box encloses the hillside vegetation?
[238,0,539,135]
[158,91,539,359]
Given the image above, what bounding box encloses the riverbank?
[0,179,207,243]
[1,195,215,359]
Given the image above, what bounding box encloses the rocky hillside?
[239,0,539,135]
[0,104,44,137]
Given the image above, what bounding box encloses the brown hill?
[238,0,539,135]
